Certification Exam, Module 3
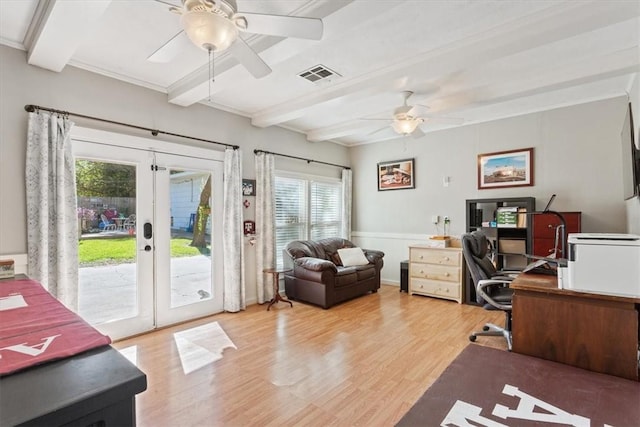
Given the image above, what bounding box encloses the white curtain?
[255,152,275,304]
[341,168,352,240]
[25,111,79,310]
[222,148,245,312]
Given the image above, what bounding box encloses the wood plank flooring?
[114,285,506,426]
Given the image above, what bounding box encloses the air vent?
[298,65,341,83]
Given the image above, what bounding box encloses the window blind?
[274,175,342,268]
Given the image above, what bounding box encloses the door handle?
[144,245,152,252]
[144,222,152,239]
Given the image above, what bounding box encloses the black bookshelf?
[464,197,535,305]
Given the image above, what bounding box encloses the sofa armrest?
[363,249,384,264]
[295,257,338,273]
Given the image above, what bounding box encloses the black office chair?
[462,230,516,350]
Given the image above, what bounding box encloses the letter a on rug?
[396,345,640,427]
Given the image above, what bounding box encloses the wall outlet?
[431,215,440,224]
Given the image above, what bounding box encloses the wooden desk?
[511,274,640,381]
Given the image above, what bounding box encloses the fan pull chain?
[208,48,215,102]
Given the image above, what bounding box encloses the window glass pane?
[275,176,306,226]
[310,181,341,241]
[274,175,342,268]
[275,176,307,268]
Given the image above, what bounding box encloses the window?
[275,173,342,268]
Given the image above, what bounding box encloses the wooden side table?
[263,268,293,311]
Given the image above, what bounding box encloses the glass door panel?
[73,141,155,340]
[155,153,223,327]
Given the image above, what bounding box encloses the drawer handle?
[420,270,424,274]
[444,257,449,261]
[548,224,554,229]
[419,255,424,259]
[444,272,450,277]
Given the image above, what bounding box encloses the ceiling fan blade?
[228,38,272,78]
[411,128,426,138]
[147,31,189,63]
[239,12,323,40]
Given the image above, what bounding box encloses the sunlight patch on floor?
[173,321,236,375]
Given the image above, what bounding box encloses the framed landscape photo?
[478,148,534,189]
[378,158,415,191]
[242,179,256,196]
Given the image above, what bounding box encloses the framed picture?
[377,158,415,191]
[478,148,534,189]
[242,179,256,196]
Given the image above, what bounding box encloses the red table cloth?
[0,279,111,376]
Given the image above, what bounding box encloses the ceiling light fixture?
[392,117,423,135]
[180,5,240,102]
[181,10,239,53]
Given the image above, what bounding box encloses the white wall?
[0,45,348,304]
[350,96,632,284]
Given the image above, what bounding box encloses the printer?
[566,233,640,298]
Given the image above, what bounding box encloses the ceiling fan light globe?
[181,11,238,52]
[392,118,420,135]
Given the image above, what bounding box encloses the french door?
[73,129,224,340]
[154,152,224,327]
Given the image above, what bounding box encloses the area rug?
[396,345,640,426]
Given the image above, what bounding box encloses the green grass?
[78,237,210,266]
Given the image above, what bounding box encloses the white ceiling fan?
[149,0,324,78]
[365,91,464,137]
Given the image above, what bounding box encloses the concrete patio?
[78,255,212,325]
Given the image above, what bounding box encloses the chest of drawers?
[409,245,463,303]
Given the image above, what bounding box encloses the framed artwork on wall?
[242,179,256,196]
[478,148,534,189]
[377,158,415,191]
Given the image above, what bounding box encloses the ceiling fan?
[149,0,324,78]
[365,91,464,137]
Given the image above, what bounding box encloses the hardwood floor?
[114,285,506,426]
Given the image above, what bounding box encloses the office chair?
[461,230,515,350]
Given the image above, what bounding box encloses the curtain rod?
[253,149,350,170]
[24,104,239,150]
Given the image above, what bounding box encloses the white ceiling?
[1,0,638,146]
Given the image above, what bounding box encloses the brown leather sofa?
[283,238,384,309]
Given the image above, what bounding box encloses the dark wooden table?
[263,268,293,311]
[0,345,147,426]
[0,275,147,426]
[511,273,640,381]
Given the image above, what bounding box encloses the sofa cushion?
[295,257,337,272]
[285,241,317,259]
[355,265,376,281]
[325,251,343,266]
[337,247,369,266]
[334,267,358,287]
